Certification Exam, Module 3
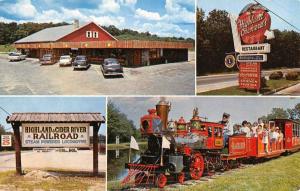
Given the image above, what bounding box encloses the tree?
[261,108,290,121]
[107,101,140,144]
[0,124,5,135]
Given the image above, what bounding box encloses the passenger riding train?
[121,99,300,188]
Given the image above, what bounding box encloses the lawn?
[107,141,147,150]
[184,152,300,191]
[0,170,105,191]
[199,78,300,95]
[0,44,15,53]
[108,152,300,191]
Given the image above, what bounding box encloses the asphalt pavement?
[0,53,195,95]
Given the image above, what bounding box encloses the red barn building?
[14,20,193,66]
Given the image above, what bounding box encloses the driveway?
[0,54,195,95]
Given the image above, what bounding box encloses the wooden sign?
[22,123,90,147]
[239,62,261,90]
[1,135,12,147]
[237,7,271,44]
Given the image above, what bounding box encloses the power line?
[253,0,300,32]
[0,106,11,116]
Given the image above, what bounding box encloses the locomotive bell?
[156,98,171,131]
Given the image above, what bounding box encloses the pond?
[107,145,146,181]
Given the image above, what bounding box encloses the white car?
[8,52,26,61]
[59,55,72,67]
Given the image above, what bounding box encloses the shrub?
[261,77,267,88]
[269,71,283,80]
[285,71,298,81]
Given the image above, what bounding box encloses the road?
[275,83,300,95]
[0,150,106,172]
[197,68,300,93]
[0,52,195,95]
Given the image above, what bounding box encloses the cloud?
[134,21,191,38]
[99,0,120,13]
[135,8,161,21]
[164,0,195,23]
[1,0,37,18]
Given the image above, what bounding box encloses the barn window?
[93,31,99,38]
[86,31,92,38]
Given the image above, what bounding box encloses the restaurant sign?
[22,123,90,147]
[239,62,261,90]
[237,6,271,44]
[241,43,270,54]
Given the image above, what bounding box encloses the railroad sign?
[1,135,12,147]
[237,54,267,62]
[239,62,261,90]
[241,43,270,54]
[22,123,90,147]
[237,5,271,44]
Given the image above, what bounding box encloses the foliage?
[260,108,289,122]
[107,101,141,144]
[285,71,298,80]
[196,9,300,75]
[269,71,283,80]
[0,22,194,45]
[0,124,5,135]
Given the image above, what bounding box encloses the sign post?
[227,3,274,94]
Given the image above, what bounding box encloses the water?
[107,146,146,181]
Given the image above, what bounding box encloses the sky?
[110,97,299,128]
[197,0,300,31]
[0,96,106,135]
[0,0,195,38]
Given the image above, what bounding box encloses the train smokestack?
[156,97,171,131]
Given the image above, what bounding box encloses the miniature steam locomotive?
[122,99,300,188]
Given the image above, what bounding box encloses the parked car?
[59,55,72,67]
[73,55,90,70]
[40,54,55,65]
[101,58,123,76]
[8,52,26,61]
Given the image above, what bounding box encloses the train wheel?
[156,173,167,188]
[178,172,185,184]
[134,172,146,185]
[190,152,205,180]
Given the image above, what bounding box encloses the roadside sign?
[22,123,90,147]
[237,54,267,62]
[224,55,236,68]
[241,43,270,54]
[237,6,271,44]
[1,135,12,147]
[239,62,261,90]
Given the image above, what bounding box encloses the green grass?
[108,152,300,191]
[0,170,104,191]
[185,152,300,191]
[107,141,147,150]
[0,44,15,53]
[198,78,300,95]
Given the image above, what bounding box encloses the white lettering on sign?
[241,43,270,54]
[1,135,12,147]
[22,123,90,148]
[237,54,267,62]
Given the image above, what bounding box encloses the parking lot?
[0,53,195,95]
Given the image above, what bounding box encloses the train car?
[272,119,300,152]
[121,100,300,188]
